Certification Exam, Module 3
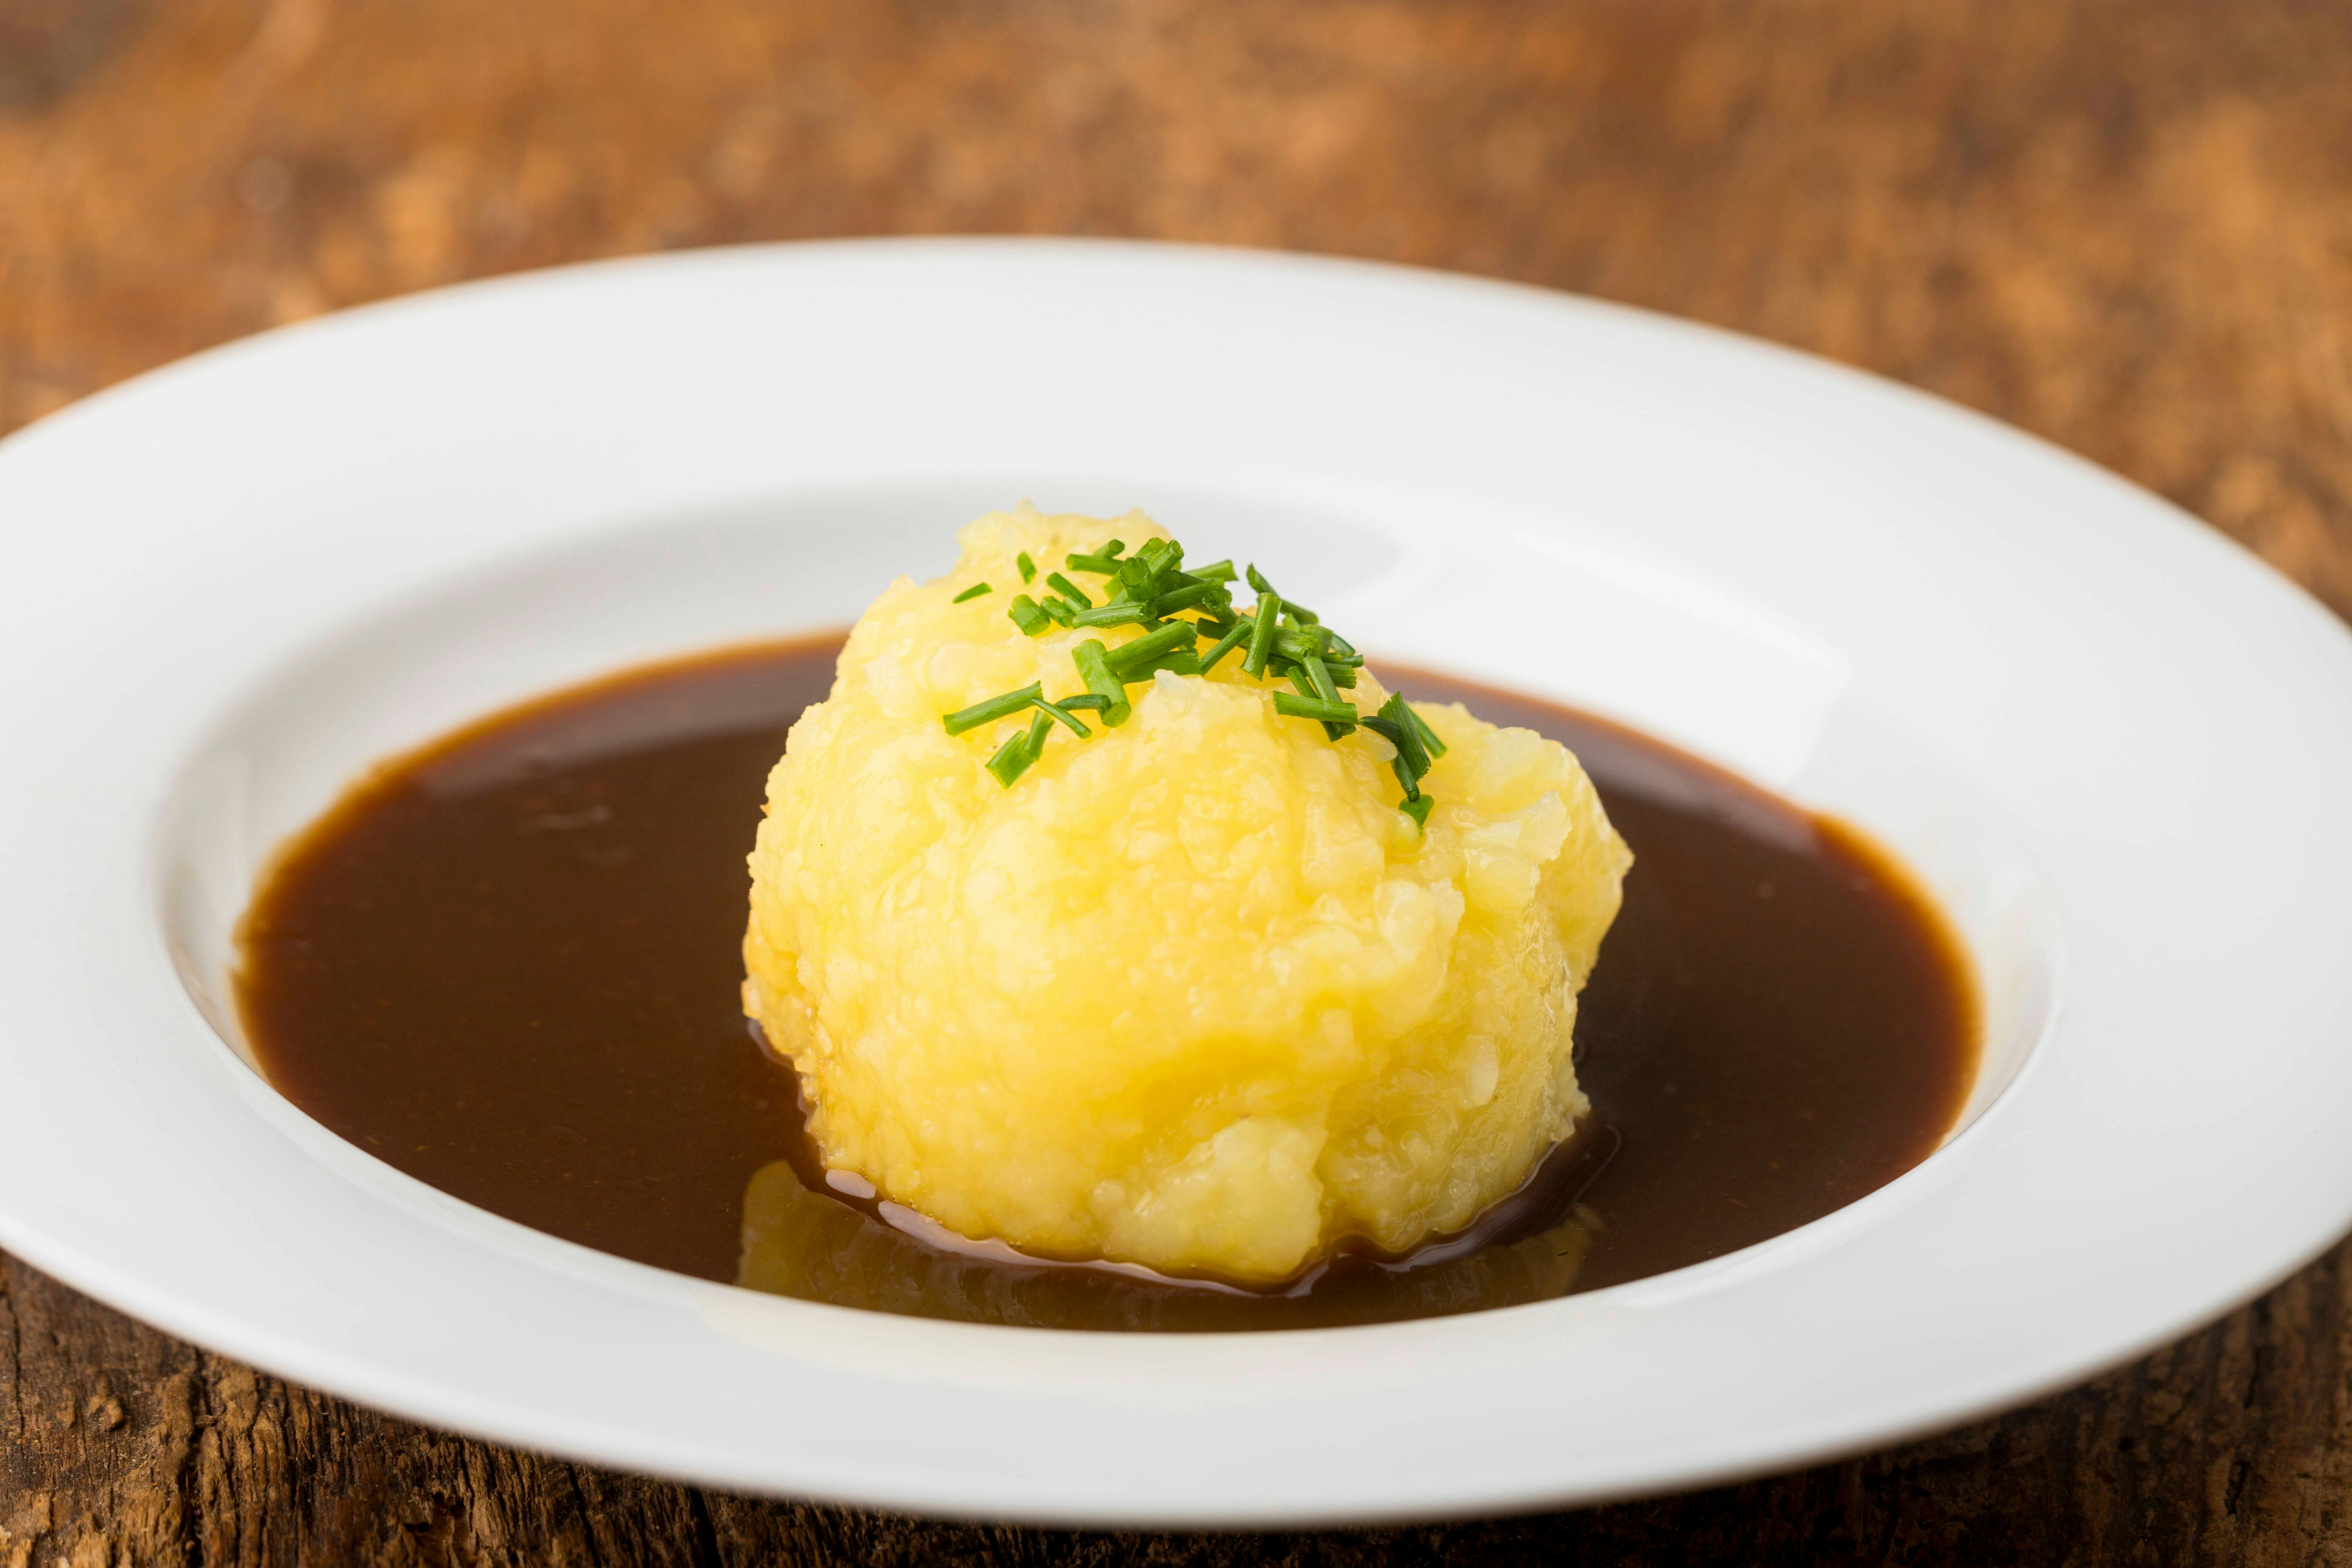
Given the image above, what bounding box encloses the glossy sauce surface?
[238,638,1977,1330]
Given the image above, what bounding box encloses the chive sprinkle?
[1072,639,1133,726]
[1102,617,1198,673]
[1272,692,1357,725]
[943,682,1045,735]
[1404,701,1448,759]
[1243,593,1281,678]
[1008,594,1052,636]
[1199,618,1253,673]
[1364,717,1421,800]
[949,530,1447,804]
[985,711,1056,788]
[1151,580,1221,616]
[985,730,1029,787]
[1069,601,1155,629]
[1372,692,1431,776]
[1032,694,1092,737]
[1120,648,1204,681]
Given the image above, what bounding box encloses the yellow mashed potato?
[743,505,1630,1282]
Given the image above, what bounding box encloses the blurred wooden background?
[4,1,2350,1563]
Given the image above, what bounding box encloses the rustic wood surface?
[5,0,2352,1562]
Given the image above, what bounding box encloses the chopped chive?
[943,682,1045,735]
[1120,649,1203,681]
[1243,595,1281,678]
[1151,581,1220,616]
[1102,617,1198,673]
[1031,695,1092,737]
[1373,693,1432,777]
[1072,640,1133,726]
[1114,557,1156,597]
[1069,601,1155,629]
[1008,595,1052,636]
[1400,793,1435,829]
[1272,693,1358,725]
[960,526,1427,788]
[1403,700,1448,760]
[985,731,1031,786]
[1199,618,1253,673]
[985,712,1055,788]
[1365,716,1423,799]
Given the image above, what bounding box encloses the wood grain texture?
[4,0,2351,1561]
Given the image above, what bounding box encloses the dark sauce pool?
[237,637,1978,1331]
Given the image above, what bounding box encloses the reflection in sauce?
[238,638,1977,1330]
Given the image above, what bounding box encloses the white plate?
[3,240,2350,1528]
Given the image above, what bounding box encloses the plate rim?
[2,236,2350,1526]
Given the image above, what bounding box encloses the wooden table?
[5,2,2350,1561]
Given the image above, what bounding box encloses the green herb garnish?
[986,711,1056,788]
[1007,595,1052,636]
[1273,692,1358,726]
[941,532,1441,824]
[1243,590,1281,678]
[1032,694,1093,737]
[1072,639,1133,727]
[1102,618,1197,673]
[1199,618,1253,674]
[943,682,1044,736]
[1068,602,1155,630]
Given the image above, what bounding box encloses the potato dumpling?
[743,505,1630,1282]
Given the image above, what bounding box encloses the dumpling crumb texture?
[743,505,1630,1281]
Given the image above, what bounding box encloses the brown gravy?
[237,637,1977,1331]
